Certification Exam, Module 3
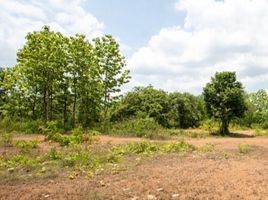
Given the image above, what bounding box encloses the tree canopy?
[203,72,246,134]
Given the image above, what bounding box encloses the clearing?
[0,133,267,200]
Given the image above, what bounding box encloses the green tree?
[93,35,130,131]
[203,72,246,135]
[111,86,170,127]
[168,92,204,128]
[17,26,67,122]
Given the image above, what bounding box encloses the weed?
[0,132,13,147]
[197,143,215,154]
[111,141,194,156]
[239,142,250,154]
[15,140,38,153]
[110,118,163,138]
[47,148,61,160]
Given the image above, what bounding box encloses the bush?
[199,119,218,132]
[46,126,100,147]
[0,117,43,134]
[239,142,250,154]
[0,132,13,147]
[15,140,38,153]
[111,141,194,155]
[110,118,163,137]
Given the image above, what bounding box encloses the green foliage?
[1,26,129,131]
[111,141,194,155]
[197,143,215,154]
[111,86,205,130]
[15,140,38,153]
[199,119,219,132]
[0,132,13,146]
[239,142,250,154]
[0,154,40,169]
[111,86,170,127]
[46,125,100,147]
[168,92,204,128]
[255,129,268,137]
[110,117,163,137]
[203,72,246,134]
[0,118,43,134]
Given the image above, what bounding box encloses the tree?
[168,92,204,128]
[203,72,246,135]
[111,86,170,127]
[93,35,130,131]
[17,26,67,122]
[242,90,268,128]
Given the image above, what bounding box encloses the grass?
[0,132,13,147]
[0,139,195,182]
[255,129,268,137]
[15,140,38,153]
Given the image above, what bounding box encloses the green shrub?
[0,132,13,147]
[47,148,61,160]
[239,142,250,154]
[110,118,163,137]
[15,140,38,153]
[46,126,100,147]
[0,118,43,134]
[199,119,218,132]
[111,141,194,155]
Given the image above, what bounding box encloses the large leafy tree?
[17,26,67,122]
[203,72,246,134]
[93,35,130,131]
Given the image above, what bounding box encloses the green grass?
[0,140,195,182]
[0,132,13,147]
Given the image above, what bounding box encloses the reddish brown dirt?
[0,134,268,200]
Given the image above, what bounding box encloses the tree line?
[0,26,130,130]
[112,73,268,134]
[0,26,268,135]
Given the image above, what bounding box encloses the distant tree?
[203,72,246,135]
[111,86,169,127]
[168,92,204,128]
[244,90,268,127]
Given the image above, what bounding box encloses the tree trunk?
[72,83,77,128]
[43,85,48,122]
[220,119,229,135]
[49,85,53,120]
[63,85,68,130]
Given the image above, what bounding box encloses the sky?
[1,0,268,94]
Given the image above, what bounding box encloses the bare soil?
[0,133,268,200]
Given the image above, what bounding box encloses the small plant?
[15,140,38,153]
[47,148,61,160]
[197,143,215,154]
[111,141,194,156]
[0,132,13,147]
[239,142,250,154]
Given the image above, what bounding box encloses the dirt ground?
[0,134,268,200]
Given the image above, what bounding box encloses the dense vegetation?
[0,26,268,136]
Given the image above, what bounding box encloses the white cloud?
[0,0,104,66]
[128,0,268,94]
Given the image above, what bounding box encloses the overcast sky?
[1,0,268,94]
